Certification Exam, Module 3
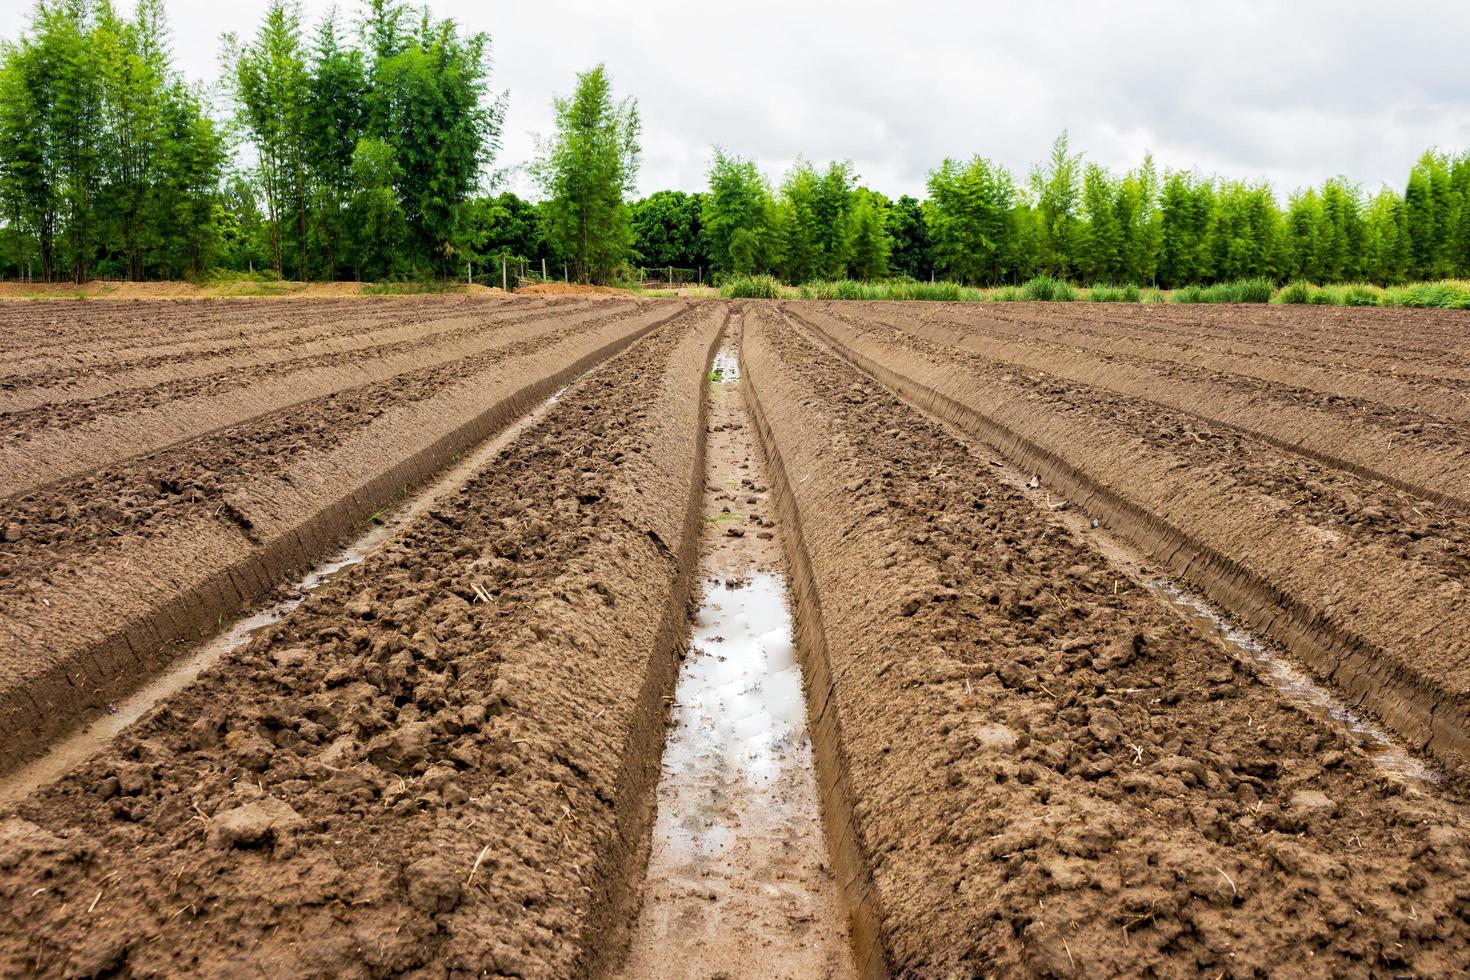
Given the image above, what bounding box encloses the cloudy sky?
[4,0,1469,201]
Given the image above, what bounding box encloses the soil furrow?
[0,303,723,978]
[0,301,694,774]
[854,303,1470,420]
[0,301,642,497]
[0,298,595,415]
[785,303,1470,768]
[741,303,1470,977]
[829,304,1470,510]
[616,313,857,978]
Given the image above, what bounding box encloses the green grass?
[720,274,780,299]
[794,278,985,301]
[713,273,1470,308]
[1275,278,1470,308]
[1019,276,1077,301]
[1085,283,1142,302]
[1170,277,1273,304]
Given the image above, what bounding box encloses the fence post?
[668,265,673,287]
[467,261,472,285]
[564,263,568,283]
[698,266,702,286]
[501,257,507,292]
[542,258,547,280]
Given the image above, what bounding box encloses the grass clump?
[1382,280,1470,309]
[1172,277,1273,304]
[1019,275,1076,301]
[721,274,780,299]
[1277,281,1312,304]
[1085,283,1142,302]
[989,285,1021,302]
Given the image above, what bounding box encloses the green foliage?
[459,191,543,266]
[924,155,1018,284]
[1020,275,1076,301]
[1381,280,1470,309]
[720,273,779,298]
[1086,283,1142,302]
[346,138,406,280]
[1277,280,1313,304]
[1171,277,1274,303]
[885,195,930,279]
[702,148,777,276]
[794,278,980,301]
[630,190,705,268]
[533,64,638,284]
[0,0,224,281]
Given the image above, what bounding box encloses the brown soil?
[517,282,629,297]
[785,302,1470,766]
[0,281,501,301]
[0,297,690,772]
[742,303,1470,976]
[3,298,1470,977]
[617,313,856,978]
[0,303,724,977]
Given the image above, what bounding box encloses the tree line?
[1,1,1467,287]
[689,134,1470,288]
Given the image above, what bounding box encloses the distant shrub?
[1020,275,1076,301]
[1341,284,1384,306]
[722,274,780,299]
[1173,277,1273,304]
[1383,280,1470,309]
[1277,281,1312,304]
[1087,283,1142,302]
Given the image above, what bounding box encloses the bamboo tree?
[532,64,639,284]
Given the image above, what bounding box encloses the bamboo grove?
[1,1,1468,288]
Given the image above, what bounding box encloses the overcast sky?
[4,0,1469,201]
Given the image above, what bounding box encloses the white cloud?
[3,0,1467,200]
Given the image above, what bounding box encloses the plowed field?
[2,296,1468,978]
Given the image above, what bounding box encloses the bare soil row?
[837,303,1470,509]
[970,302,1470,373]
[886,303,1470,417]
[741,304,1470,976]
[0,297,590,412]
[0,300,693,773]
[0,299,637,496]
[0,305,724,977]
[784,302,1470,766]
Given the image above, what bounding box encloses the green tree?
[224,0,310,277]
[630,189,705,269]
[1157,170,1215,288]
[367,13,501,274]
[701,147,776,276]
[346,137,405,279]
[460,190,542,266]
[846,187,890,280]
[885,194,929,279]
[305,14,366,278]
[924,155,1017,284]
[1080,162,1120,282]
[532,64,638,284]
[1031,131,1083,278]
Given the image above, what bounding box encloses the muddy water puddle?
[620,323,854,978]
[0,383,571,805]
